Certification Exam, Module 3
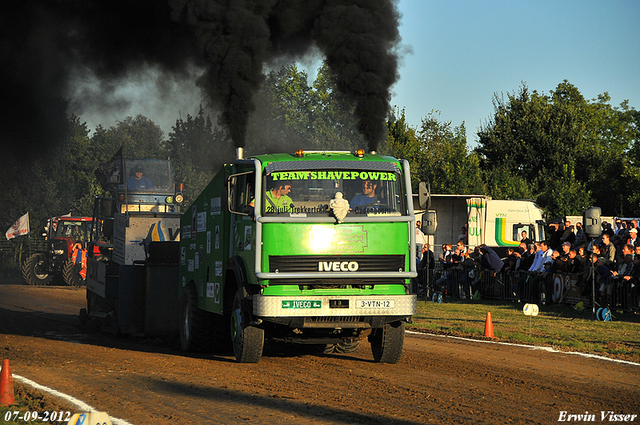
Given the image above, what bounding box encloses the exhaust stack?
[236,147,244,160]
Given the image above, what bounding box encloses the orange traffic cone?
[484,311,496,339]
[1,359,15,406]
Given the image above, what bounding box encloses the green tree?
[167,106,232,205]
[380,108,422,190]
[474,81,626,216]
[91,115,166,161]
[482,166,534,201]
[247,63,313,153]
[415,111,484,195]
[309,63,366,151]
[1,115,96,238]
[382,109,484,195]
[246,62,366,153]
[578,95,639,216]
[621,105,640,213]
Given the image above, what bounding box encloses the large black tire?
[62,259,82,287]
[21,254,53,286]
[180,283,214,352]
[213,292,233,354]
[369,321,405,364]
[230,288,264,363]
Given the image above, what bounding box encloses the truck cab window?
[228,171,256,216]
[262,169,404,217]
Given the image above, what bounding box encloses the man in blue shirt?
[127,164,154,190]
[350,180,379,209]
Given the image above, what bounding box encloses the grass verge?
[408,296,640,363]
[0,385,76,425]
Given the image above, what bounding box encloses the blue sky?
[392,0,640,146]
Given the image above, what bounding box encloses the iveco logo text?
[318,261,359,272]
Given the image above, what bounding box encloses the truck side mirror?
[418,181,430,210]
[583,207,601,238]
[422,211,437,235]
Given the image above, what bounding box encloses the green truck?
[180,150,418,363]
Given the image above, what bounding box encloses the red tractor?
[21,216,100,286]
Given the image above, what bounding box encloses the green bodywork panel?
[179,165,231,315]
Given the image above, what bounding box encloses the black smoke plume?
[1,0,401,157]
[1,1,199,160]
[173,0,401,150]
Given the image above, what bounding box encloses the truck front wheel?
[22,254,53,286]
[180,283,213,352]
[369,321,405,364]
[230,289,263,363]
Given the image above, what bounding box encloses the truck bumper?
[253,294,416,318]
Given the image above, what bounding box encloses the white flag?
[5,212,30,240]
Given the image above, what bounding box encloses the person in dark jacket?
[480,245,503,272]
[418,244,436,271]
[478,245,504,298]
[415,244,436,296]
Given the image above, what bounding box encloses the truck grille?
[269,255,405,273]
[267,255,407,287]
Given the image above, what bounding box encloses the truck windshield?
[262,168,405,217]
[120,159,174,192]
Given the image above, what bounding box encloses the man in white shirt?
[415,221,426,260]
[629,228,639,247]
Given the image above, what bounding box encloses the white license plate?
[356,299,395,309]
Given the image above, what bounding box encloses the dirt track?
[1,284,639,425]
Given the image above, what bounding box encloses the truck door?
[228,169,257,282]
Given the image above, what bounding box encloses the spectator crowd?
[415,218,640,312]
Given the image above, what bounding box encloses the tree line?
[1,63,639,247]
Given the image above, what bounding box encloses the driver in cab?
[71,224,84,242]
[265,180,295,214]
[350,179,379,210]
[127,164,154,190]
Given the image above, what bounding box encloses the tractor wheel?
[62,259,82,287]
[21,254,53,286]
[230,288,264,363]
[180,283,214,352]
[369,321,405,364]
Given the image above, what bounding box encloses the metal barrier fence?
[414,265,640,313]
[0,236,46,269]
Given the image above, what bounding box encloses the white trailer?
[416,194,546,253]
